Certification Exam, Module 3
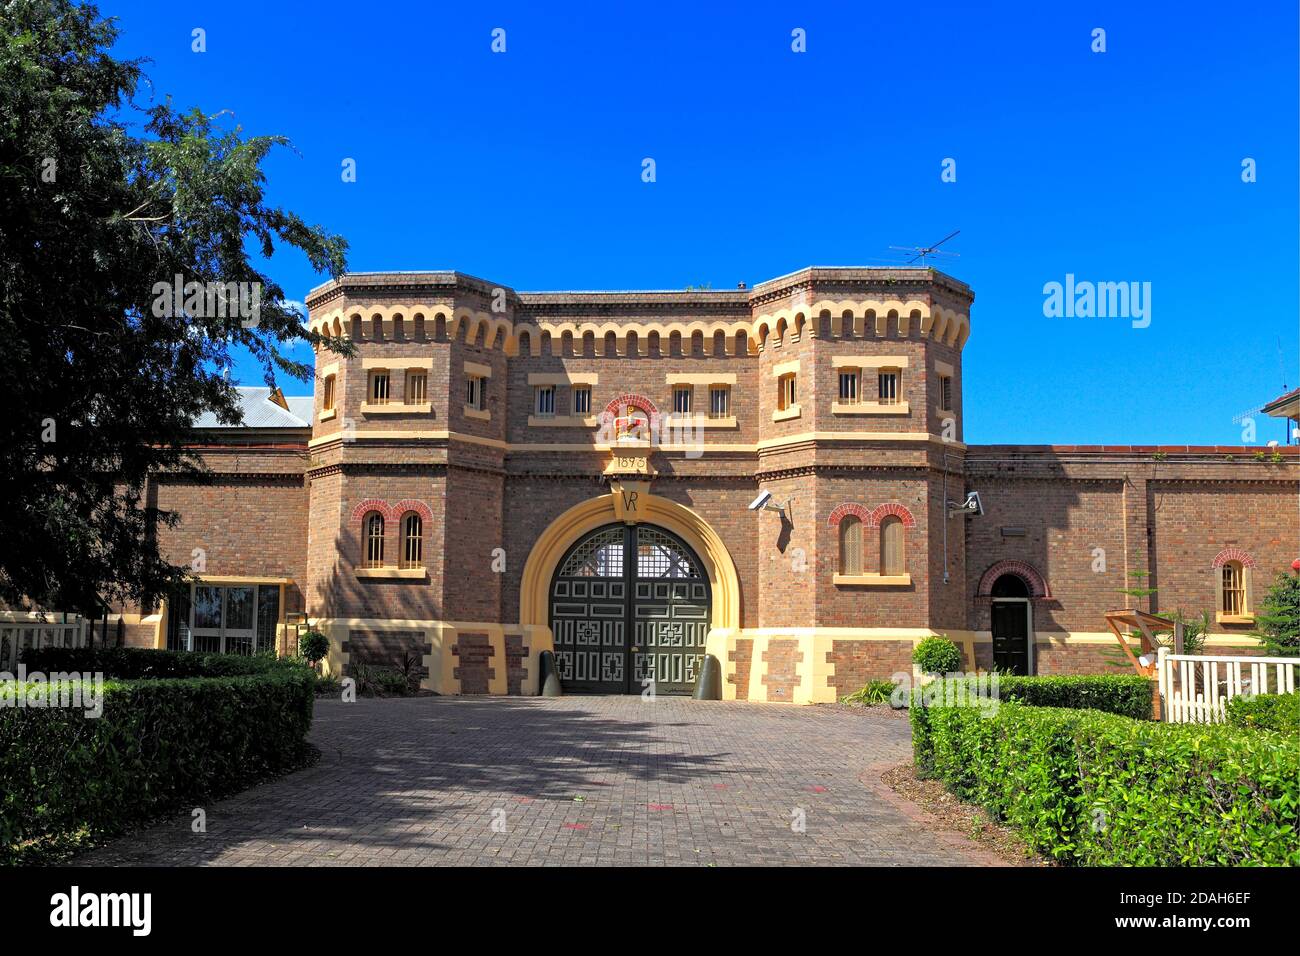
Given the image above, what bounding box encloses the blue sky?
[107,0,1299,444]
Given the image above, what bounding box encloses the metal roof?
[193,387,313,429]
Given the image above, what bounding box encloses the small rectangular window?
[878,370,899,405]
[673,385,693,415]
[369,370,390,405]
[778,373,797,410]
[572,386,592,415]
[709,386,730,419]
[322,375,336,411]
[535,385,555,417]
[838,369,860,404]
[939,375,952,411]
[466,376,485,410]
[405,371,427,405]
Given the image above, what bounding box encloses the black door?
[991,601,1030,675]
[550,523,710,694]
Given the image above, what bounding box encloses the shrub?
[917,674,1153,720]
[0,668,314,862]
[313,673,343,697]
[911,700,1299,866]
[912,636,961,674]
[1252,571,1300,657]
[842,679,897,706]
[349,663,413,697]
[20,645,304,679]
[299,629,329,666]
[994,674,1153,720]
[1226,691,1299,736]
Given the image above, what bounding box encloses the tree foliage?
[0,0,348,612]
[1252,571,1300,657]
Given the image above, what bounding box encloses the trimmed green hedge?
[20,645,294,678]
[991,674,1153,720]
[1,668,314,862]
[911,700,1300,866]
[917,674,1153,719]
[1226,691,1299,736]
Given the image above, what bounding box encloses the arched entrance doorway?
[549,522,711,694]
[990,573,1033,675]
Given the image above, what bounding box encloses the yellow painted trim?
[527,414,597,428]
[739,627,942,638]
[772,404,801,422]
[463,406,491,421]
[527,372,598,386]
[464,360,493,379]
[317,361,340,380]
[355,567,428,579]
[665,372,737,385]
[756,431,958,450]
[310,298,970,355]
[306,428,963,452]
[831,401,911,416]
[318,408,336,422]
[1025,631,1266,647]
[194,574,294,585]
[1216,613,1255,625]
[832,355,911,369]
[771,358,800,377]
[360,402,432,415]
[663,414,737,430]
[451,432,508,449]
[308,429,509,450]
[832,573,912,586]
[362,356,433,370]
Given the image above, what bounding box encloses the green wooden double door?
[549,523,710,695]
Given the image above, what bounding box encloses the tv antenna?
[889,229,961,265]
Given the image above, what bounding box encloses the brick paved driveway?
[80,696,996,866]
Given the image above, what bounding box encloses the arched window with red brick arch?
[1213,548,1257,620]
[866,502,916,529]
[879,515,905,575]
[362,512,385,568]
[838,515,863,574]
[400,512,423,569]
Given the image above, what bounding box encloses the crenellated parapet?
[304,267,974,357]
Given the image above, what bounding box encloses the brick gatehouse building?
[48,268,1300,702]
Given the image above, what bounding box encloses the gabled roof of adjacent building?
[193,386,313,430]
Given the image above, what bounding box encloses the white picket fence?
[1157,646,1299,724]
[0,616,88,673]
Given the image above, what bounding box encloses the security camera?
[948,490,983,518]
[748,490,789,517]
